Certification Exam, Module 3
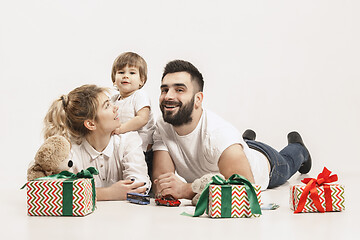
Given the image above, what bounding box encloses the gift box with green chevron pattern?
[26,178,96,216]
[208,184,262,218]
[290,184,345,213]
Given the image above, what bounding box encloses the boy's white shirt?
[111,89,156,152]
[153,109,270,190]
[70,132,151,191]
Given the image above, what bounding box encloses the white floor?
[2,170,358,240]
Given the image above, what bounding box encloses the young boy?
[111,52,156,172]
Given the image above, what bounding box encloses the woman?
[44,84,151,200]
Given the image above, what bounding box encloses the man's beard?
[160,96,195,127]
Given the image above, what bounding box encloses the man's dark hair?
[162,60,204,92]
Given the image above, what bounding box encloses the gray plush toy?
[191,173,224,205]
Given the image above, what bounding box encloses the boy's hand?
[112,126,125,135]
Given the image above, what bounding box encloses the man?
[152,60,311,203]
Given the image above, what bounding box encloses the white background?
[1,0,359,195]
[1,1,359,239]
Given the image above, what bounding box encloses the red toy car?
[155,195,181,207]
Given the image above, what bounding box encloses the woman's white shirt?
[70,132,151,191]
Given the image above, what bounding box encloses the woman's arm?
[96,179,147,201]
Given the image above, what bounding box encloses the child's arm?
[113,107,150,134]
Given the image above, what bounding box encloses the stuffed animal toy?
[191,173,224,205]
[27,135,73,181]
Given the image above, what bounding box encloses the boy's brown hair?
[111,52,148,87]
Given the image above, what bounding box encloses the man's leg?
[244,131,311,189]
[287,131,312,174]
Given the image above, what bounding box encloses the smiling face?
[114,65,144,98]
[160,72,197,126]
[93,92,121,133]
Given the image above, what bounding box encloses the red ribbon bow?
[294,167,338,213]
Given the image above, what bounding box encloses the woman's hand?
[96,179,147,201]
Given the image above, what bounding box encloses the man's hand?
[154,173,195,200]
[97,179,147,201]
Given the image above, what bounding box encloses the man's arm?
[152,150,175,179]
[217,144,255,183]
[152,150,195,199]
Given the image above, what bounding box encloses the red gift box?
[290,167,345,213]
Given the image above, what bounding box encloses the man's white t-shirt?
[153,109,270,190]
[70,132,151,190]
[111,89,156,152]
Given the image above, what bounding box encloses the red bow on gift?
[294,167,338,213]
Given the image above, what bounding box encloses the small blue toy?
[126,193,150,205]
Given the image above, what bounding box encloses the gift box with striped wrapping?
[25,168,98,216]
[208,184,262,218]
[290,167,345,213]
[290,184,345,213]
[26,178,95,216]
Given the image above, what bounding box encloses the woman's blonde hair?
[43,99,69,140]
[43,84,108,144]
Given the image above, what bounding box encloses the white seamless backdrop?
[0,0,359,189]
